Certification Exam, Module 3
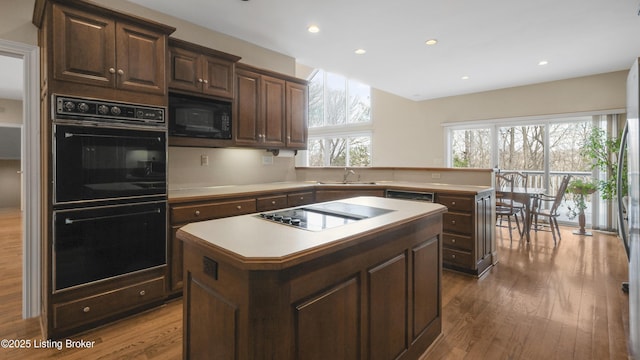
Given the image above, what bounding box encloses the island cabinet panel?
[436,190,494,277]
[295,278,360,360]
[180,210,443,360]
[368,254,407,360]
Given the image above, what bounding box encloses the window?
[303,69,372,167]
[445,113,620,229]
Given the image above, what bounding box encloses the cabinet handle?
[117,69,124,76]
[451,201,456,206]
[451,239,456,243]
[198,78,203,83]
[299,196,304,200]
[451,254,456,259]
[83,306,91,313]
[108,68,116,74]
[194,210,200,216]
[451,220,456,225]
[271,200,276,205]
[203,79,208,84]
[139,290,146,296]
[236,205,242,210]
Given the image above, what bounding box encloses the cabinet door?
[52,4,115,88]
[168,45,202,93]
[235,69,261,145]
[286,82,308,149]
[262,76,286,147]
[115,22,167,95]
[202,55,234,99]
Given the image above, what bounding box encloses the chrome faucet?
[343,168,356,183]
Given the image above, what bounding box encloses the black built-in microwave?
[168,93,232,139]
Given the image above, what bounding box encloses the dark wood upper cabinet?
[234,64,308,150]
[34,0,175,105]
[286,81,308,149]
[51,3,171,95]
[168,38,240,99]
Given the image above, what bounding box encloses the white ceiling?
[0,55,23,100]
[127,0,640,101]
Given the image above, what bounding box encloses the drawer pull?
[83,306,90,313]
[451,254,456,259]
[451,220,456,225]
[451,201,456,205]
[271,200,276,205]
[451,239,456,243]
[299,196,304,200]
[139,290,146,296]
[236,205,242,210]
[194,210,200,216]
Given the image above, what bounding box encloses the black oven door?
[53,124,167,204]
[53,201,167,291]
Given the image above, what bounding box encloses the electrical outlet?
[262,155,274,165]
[201,155,209,166]
[432,173,441,179]
[203,256,218,280]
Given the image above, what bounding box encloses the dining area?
[495,171,572,244]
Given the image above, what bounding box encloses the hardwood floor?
[0,209,631,359]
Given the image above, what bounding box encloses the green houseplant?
[567,179,598,235]
[580,126,627,201]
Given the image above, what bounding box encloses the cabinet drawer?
[442,212,472,234]
[53,277,165,330]
[257,195,288,212]
[437,195,473,212]
[443,248,474,268]
[171,199,256,224]
[443,233,473,252]
[287,191,315,207]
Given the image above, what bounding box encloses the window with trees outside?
[446,113,624,229]
[302,69,372,167]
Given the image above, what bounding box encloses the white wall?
[0,99,22,209]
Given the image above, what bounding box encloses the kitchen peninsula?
[177,196,446,359]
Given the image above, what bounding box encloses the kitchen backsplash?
[168,147,297,189]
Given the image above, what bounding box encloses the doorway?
[0,40,40,319]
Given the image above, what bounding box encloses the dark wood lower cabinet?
[182,214,442,360]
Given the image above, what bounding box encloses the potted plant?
[567,178,598,235]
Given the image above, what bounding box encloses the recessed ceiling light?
[308,25,320,33]
[461,75,470,80]
[538,60,549,66]
[425,39,438,46]
[354,48,366,55]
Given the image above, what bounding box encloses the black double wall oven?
[51,95,167,292]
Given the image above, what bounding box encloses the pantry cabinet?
[168,38,240,99]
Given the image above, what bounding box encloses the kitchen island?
[177,196,447,360]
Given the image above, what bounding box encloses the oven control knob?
[282,217,292,224]
[98,105,109,115]
[110,106,121,115]
[273,215,283,222]
[77,102,89,113]
[63,101,75,111]
[291,218,301,226]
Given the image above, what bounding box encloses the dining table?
[498,186,546,242]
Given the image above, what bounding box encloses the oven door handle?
[64,132,163,142]
[64,208,162,225]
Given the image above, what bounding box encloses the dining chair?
[530,175,572,244]
[495,173,523,242]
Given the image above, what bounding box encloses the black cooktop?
[256,202,394,231]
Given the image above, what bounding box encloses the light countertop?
[177,196,447,270]
[169,181,492,203]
